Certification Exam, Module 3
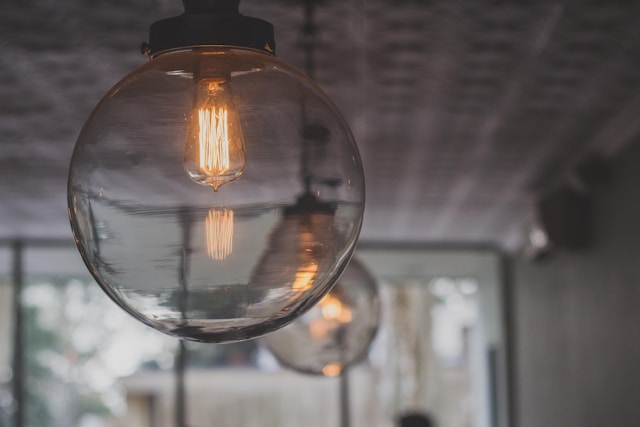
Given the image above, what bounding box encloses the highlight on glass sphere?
[67,46,365,343]
[261,257,379,376]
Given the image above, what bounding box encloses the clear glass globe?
[261,257,379,376]
[68,47,365,343]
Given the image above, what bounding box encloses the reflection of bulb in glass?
[205,208,234,260]
[184,78,246,191]
[288,218,327,295]
[292,263,318,291]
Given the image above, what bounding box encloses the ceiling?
[2,0,640,250]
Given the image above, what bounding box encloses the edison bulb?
[184,77,246,191]
[262,257,379,375]
[68,47,365,343]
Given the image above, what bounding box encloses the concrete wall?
[513,142,640,427]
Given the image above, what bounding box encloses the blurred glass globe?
[262,257,379,376]
[68,47,364,343]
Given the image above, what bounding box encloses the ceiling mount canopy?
[145,0,275,56]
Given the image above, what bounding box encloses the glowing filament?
[322,363,342,377]
[198,106,230,174]
[308,294,353,341]
[184,80,246,191]
[320,294,353,324]
[206,208,234,260]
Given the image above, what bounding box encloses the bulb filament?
[320,294,353,323]
[308,293,352,341]
[184,79,246,191]
[199,87,230,175]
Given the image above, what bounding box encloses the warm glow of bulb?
[206,208,234,260]
[184,80,246,191]
[309,319,329,341]
[320,294,353,323]
[198,106,230,173]
[292,263,318,291]
[322,363,342,377]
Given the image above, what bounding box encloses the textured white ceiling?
[2,1,640,250]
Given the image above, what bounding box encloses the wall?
[513,142,640,427]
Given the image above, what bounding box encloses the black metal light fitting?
[143,0,276,56]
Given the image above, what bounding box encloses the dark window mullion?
[11,240,24,427]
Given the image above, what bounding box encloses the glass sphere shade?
[262,257,379,376]
[68,47,365,343]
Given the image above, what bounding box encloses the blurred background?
[0,246,505,427]
[3,0,640,426]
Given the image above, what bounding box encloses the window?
[2,243,510,427]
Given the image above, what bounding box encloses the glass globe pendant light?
[67,0,365,343]
[262,257,380,376]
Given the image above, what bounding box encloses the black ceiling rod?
[182,0,240,14]
[301,0,318,80]
[12,240,25,427]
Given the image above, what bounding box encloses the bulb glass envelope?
[68,47,365,343]
[262,257,379,376]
